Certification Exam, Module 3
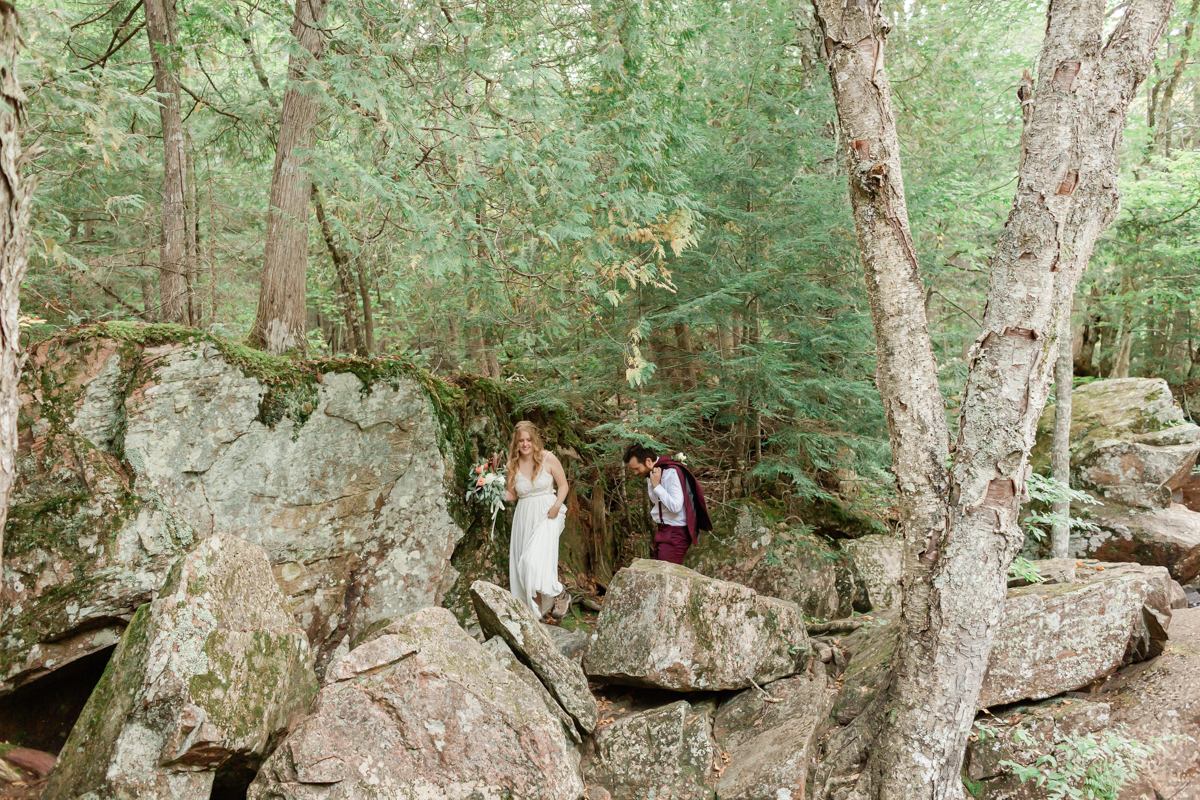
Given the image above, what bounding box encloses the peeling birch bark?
[809,0,1173,797]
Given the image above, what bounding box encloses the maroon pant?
[653,524,691,564]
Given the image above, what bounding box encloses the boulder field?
[4,334,1198,799]
[22,549,1196,800]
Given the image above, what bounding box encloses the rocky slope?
[3,325,465,701]
[4,337,1199,800]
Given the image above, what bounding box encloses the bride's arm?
[546,453,568,519]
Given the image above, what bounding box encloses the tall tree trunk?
[484,332,501,379]
[1169,305,1192,380]
[1151,0,1199,155]
[589,482,614,586]
[1074,287,1102,376]
[717,324,734,359]
[809,1,1172,798]
[355,255,375,353]
[1110,325,1133,377]
[0,0,33,611]
[674,321,697,388]
[185,133,199,326]
[311,184,366,356]
[248,0,328,354]
[144,0,188,324]
[1050,330,1073,558]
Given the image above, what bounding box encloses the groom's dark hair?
[622,443,658,464]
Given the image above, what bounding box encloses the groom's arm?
[654,468,685,514]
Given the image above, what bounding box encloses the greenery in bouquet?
[466,457,508,539]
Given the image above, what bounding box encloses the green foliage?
[1001,728,1164,800]
[1023,474,1100,546]
[20,0,1200,519]
[1007,557,1043,585]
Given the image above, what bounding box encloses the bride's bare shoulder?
[542,450,563,467]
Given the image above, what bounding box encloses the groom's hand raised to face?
[649,467,662,488]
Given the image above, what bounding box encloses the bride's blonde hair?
[506,421,545,493]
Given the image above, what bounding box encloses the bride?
[503,421,569,618]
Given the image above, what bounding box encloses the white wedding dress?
[509,465,565,616]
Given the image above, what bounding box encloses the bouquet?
[466,456,507,540]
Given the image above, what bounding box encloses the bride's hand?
[547,503,562,520]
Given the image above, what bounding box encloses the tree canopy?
[18,0,1200,501]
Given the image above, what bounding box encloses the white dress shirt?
[646,459,687,526]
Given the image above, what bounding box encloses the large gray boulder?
[1073,501,1200,584]
[248,606,584,800]
[712,675,832,800]
[828,614,900,727]
[686,505,869,619]
[979,562,1174,707]
[827,563,1174,716]
[964,698,1113,800]
[3,328,464,695]
[842,535,905,610]
[471,580,599,734]
[1033,378,1200,509]
[43,534,317,800]
[482,637,582,745]
[584,560,809,692]
[583,699,718,800]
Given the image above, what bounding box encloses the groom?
[623,444,711,564]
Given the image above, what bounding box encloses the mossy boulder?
[686,504,870,619]
[978,562,1175,708]
[712,674,832,800]
[828,613,900,726]
[42,534,316,800]
[964,698,1113,800]
[1032,378,1200,509]
[248,606,584,800]
[842,535,905,610]
[1073,501,1200,583]
[3,325,467,694]
[482,637,583,746]
[471,580,599,735]
[825,562,1175,720]
[583,560,809,692]
[1101,604,1200,799]
[582,698,719,800]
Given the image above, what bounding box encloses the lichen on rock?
[248,606,584,800]
[583,698,719,800]
[42,534,316,800]
[584,560,810,692]
[3,324,469,694]
[686,503,871,620]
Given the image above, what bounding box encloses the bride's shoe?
[549,591,572,621]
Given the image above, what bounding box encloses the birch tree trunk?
[0,0,34,611]
[248,0,328,354]
[144,0,189,324]
[1050,333,1073,558]
[809,0,1172,797]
